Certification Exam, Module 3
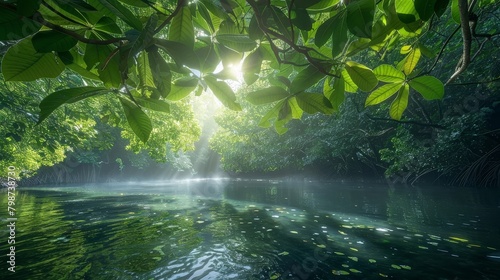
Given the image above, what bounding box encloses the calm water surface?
[1,179,500,279]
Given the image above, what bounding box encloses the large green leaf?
[38,86,109,124]
[169,6,194,49]
[137,51,155,90]
[451,0,460,23]
[341,68,358,93]
[390,84,409,120]
[409,75,444,100]
[119,96,152,143]
[402,46,421,75]
[130,14,157,58]
[32,30,78,53]
[414,0,437,21]
[346,0,375,38]
[344,61,378,92]
[154,39,200,69]
[315,16,335,48]
[17,0,41,17]
[290,65,326,94]
[84,34,121,87]
[323,76,345,111]
[259,100,286,128]
[242,48,263,85]
[148,50,171,97]
[374,64,405,82]
[246,86,289,105]
[296,92,334,114]
[165,78,198,101]
[434,0,450,17]
[395,0,418,23]
[0,8,41,40]
[197,44,219,73]
[98,0,143,30]
[331,12,348,57]
[215,34,257,52]
[365,82,403,106]
[291,8,313,31]
[288,97,303,119]
[134,97,170,113]
[205,76,241,111]
[94,17,122,34]
[2,38,65,81]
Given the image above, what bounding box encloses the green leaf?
[288,97,303,119]
[259,100,286,128]
[374,64,405,82]
[267,6,292,39]
[2,38,65,81]
[291,65,327,94]
[390,84,409,120]
[119,96,152,143]
[148,50,172,98]
[17,0,41,17]
[205,76,242,110]
[344,61,378,92]
[94,17,122,34]
[331,12,348,57]
[242,48,263,85]
[137,51,155,90]
[169,6,194,49]
[434,0,450,17]
[134,97,170,113]
[84,34,121,87]
[395,0,418,23]
[154,39,200,69]
[32,30,78,53]
[323,76,345,111]
[409,75,444,100]
[315,17,335,48]
[365,82,403,106]
[98,0,143,30]
[38,87,109,124]
[197,44,219,73]
[291,8,312,31]
[129,14,157,58]
[346,0,375,38]
[0,8,41,40]
[296,92,334,114]
[165,78,198,101]
[246,86,289,105]
[402,46,421,75]
[215,34,257,52]
[341,68,358,93]
[451,0,460,23]
[414,0,437,21]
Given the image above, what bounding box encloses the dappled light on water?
[2,180,500,279]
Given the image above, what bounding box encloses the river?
[1,179,499,279]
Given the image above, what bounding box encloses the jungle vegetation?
[0,0,499,186]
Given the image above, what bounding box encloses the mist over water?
[2,180,500,279]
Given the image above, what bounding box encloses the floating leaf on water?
[350,248,358,252]
[369,259,377,263]
[152,257,161,261]
[290,231,299,234]
[467,244,481,248]
[391,264,401,270]
[196,220,204,223]
[342,225,353,229]
[449,237,468,243]
[332,270,350,275]
[270,273,280,279]
[317,244,326,248]
[349,268,362,273]
[334,252,345,256]
[400,265,411,270]
[487,247,497,250]
[251,254,258,257]
[342,264,349,268]
[418,246,429,250]
[278,251,289,256]
[339,231,347,235]
[348,256,358,262]
[379,273,389,278]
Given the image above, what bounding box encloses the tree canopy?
[1,0,498,142]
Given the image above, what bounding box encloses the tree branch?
[445,0,472,85]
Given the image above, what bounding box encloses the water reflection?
[1,180,499,279]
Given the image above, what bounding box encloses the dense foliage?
[1,0,499,185]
